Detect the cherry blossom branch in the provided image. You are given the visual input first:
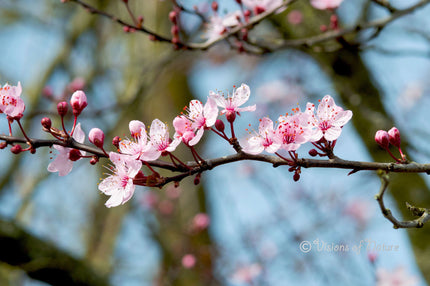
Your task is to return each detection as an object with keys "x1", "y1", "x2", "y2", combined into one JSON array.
[
  {"x1": 375, "y1": 172, "x2": 430, "y2": 229},
  {"x1": 275, "y1": 0, "x2": 430, "y2": 50}
]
